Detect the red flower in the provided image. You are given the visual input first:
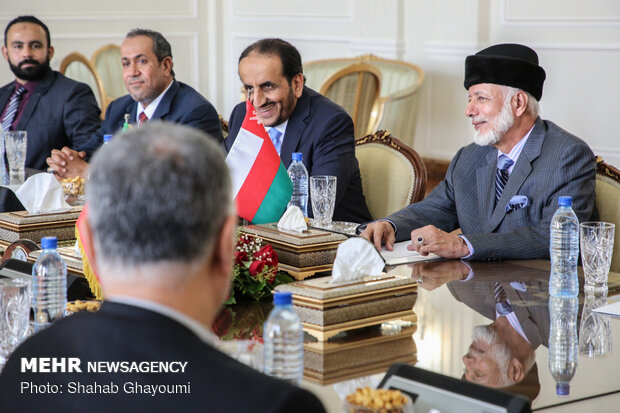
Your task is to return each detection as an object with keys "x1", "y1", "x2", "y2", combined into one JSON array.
[
  {"x1": 237, "y1": 234, "x2": 254, "y2": 247},
  {"x1": 249, "y1": 260, "x2": 266, "y2": 277},
  {"x1": 254, "y1": 245, "x2": 278, "y2": 266},
  {"x1": 234, "y1": 250, "x2": 248, "y2": 265}
]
